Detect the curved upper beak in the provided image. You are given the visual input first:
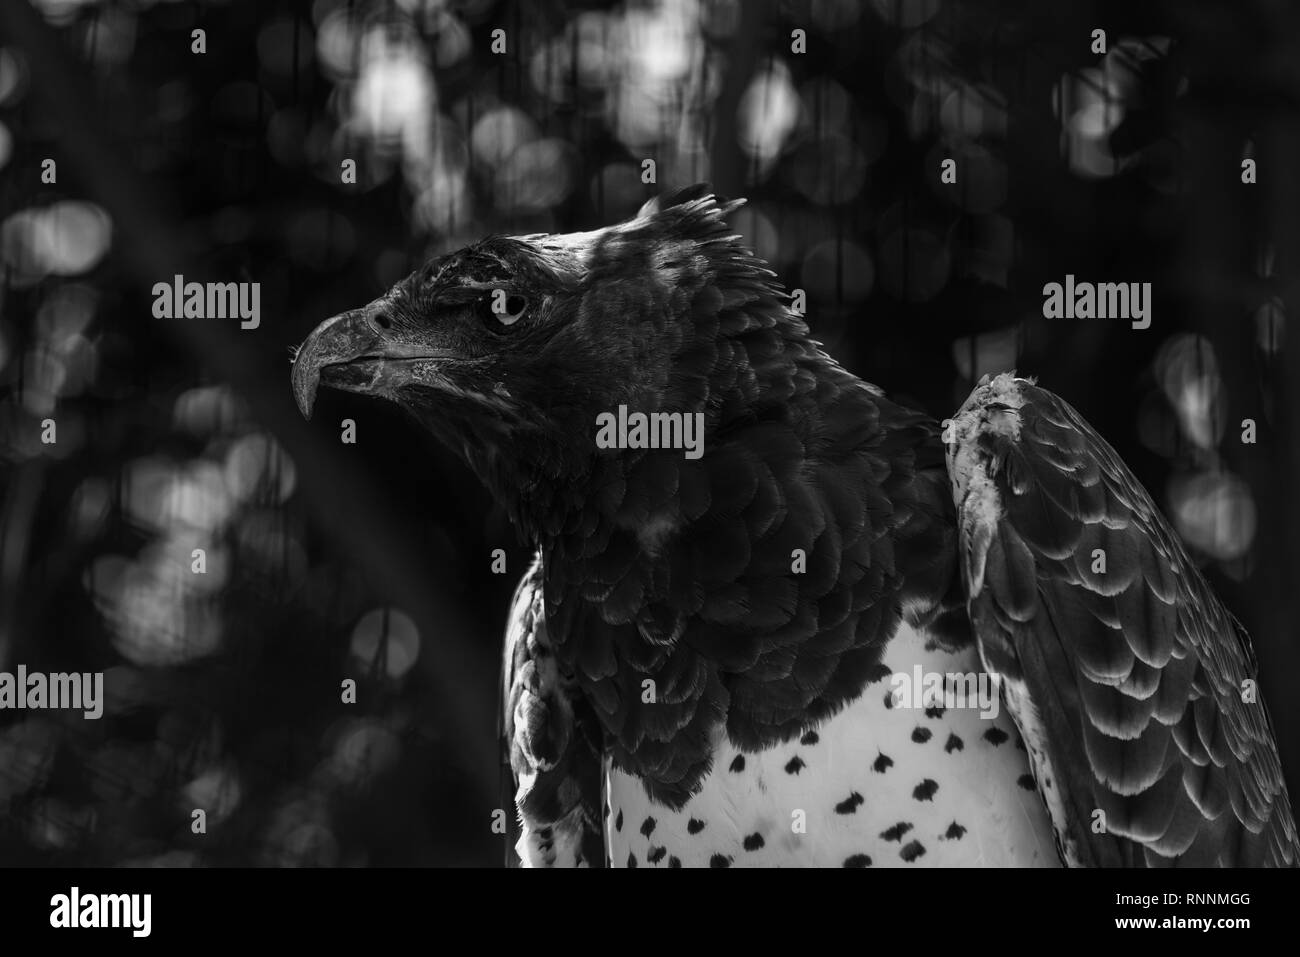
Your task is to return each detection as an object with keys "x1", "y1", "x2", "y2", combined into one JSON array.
[
  {"x1": 293, "y1": 303, "x2": 458, "y2": 419},
  {"x1": 291, "y1": 308, "x2": 384, "y2": 420}
]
